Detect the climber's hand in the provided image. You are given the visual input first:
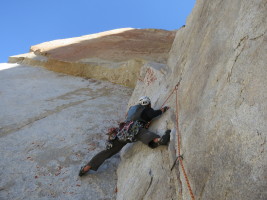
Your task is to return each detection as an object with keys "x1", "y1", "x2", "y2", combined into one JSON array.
[{"x1": 161, "y1": 106, "x2": 170, "y2": 113}]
